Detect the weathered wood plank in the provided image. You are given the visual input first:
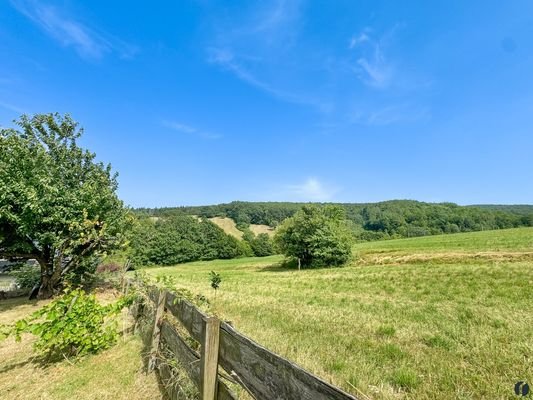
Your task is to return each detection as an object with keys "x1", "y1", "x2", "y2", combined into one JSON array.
[
  {"x1": 157, "y1": 359, "x2": 180, "y2": 400},
  {"x1": 161, "y1": 321, "x2": 237, "y2": 400},
  {"x1": 218, "y1": 322, "x2": 358, "y2": 400},
  {"x1": 164, "y1": 292, "x2": 206, "y2": 343},
  {"x1": 147, "y1": 285, "x2": 160, "y2": 304},
  {"x1": 148, "y1": 289, "x2": 167, "y2": 372},
  {"x1": 200, "y1": 317, "x2": 221, "y2": 400}
]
